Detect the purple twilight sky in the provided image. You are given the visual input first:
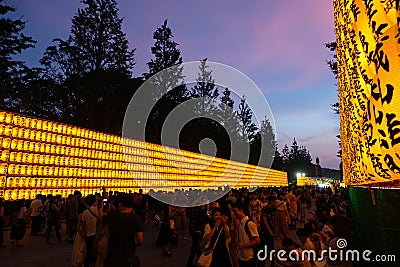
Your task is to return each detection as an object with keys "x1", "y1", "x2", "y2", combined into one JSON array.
[{"x1": 10, "y1": 0, "x2": 340, "y2": 169}]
